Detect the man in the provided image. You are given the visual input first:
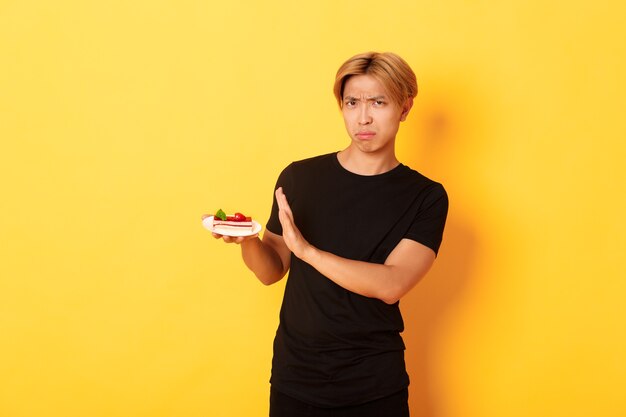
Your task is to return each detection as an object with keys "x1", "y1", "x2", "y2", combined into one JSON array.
[{"x1": 211, "y1": 52, "x2": 448, "y2": 417}]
